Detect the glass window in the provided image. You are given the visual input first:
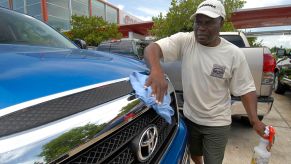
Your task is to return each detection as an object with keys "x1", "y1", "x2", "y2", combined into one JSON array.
[
  {"x1": 92, "y1": 0, "x2": 105, "y2": 19},
  {"x1": 97, "y1": 40, "x2": 139, "y2": 59},
  {"x1": 47, "y1": 16, "x2": 71, "y2": 31},
  {"x1": 71, "y1": 0, "x2": 89, "y2": 16},
  {"x1": 47, "y1": 0, "x2": 69, "y2": 8},
  {"x1": 106, "y1": 5, "x2": 117, "y2": 23},
  {"x1": 47, "y1": 2, "x2": 70, "y2": 20},
  {"x1": 46, "y1": 0, "x2": 70, "y2": 31},
  {"x1": 109, "y1": 41, "x2": 134, "y2": 55},
  {"x1": 0, "y1": 8, "x2": 76, "y2": 49},
  {"x1": 0, "y1": 0, "x2": 9, "y2": 8},
  {"x1": 34, "y1": 15, "x2": 42, "y2": 21},
  {"x1": 26, "y1": 0, "x2": 40, "y2": 5},
  {"x1": 27, "y1": 3, "x2": 41, "y2": 17},
  {"x1": 13, "y1": 0, "x2": 25, "y2": 13},
  {"x1": 14, "y1": 7, "x2": 25, "y2": 13},
  {"x1": 13, "y1": 0, "x2": 24, "y2": 9}
]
